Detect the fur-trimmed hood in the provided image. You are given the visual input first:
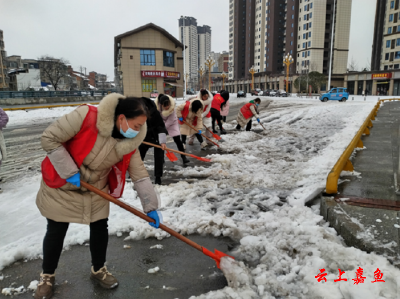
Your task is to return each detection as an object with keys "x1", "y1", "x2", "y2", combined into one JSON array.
[
  {"x1": 96, "y1": 93, "x2": 147, "y2": 158},
  {"x1": 196, "y1": 89, "x2": 212, "y2": 107},
  {"x1": 155, "y1": 95, "x2": 176, "y2": 117}
]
